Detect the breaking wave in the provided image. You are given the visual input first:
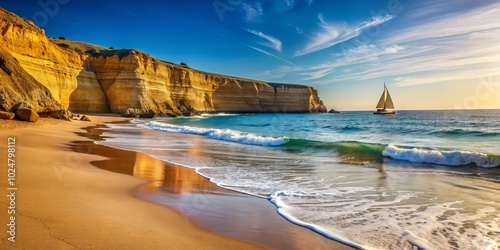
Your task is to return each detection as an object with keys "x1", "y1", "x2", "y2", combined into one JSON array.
[
  {"x1": 383, "y1": 145, "x2": 500, "y2": 168},
  {"x1": 138, "y1": 121, "x2": 500, "y2": 168}
]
